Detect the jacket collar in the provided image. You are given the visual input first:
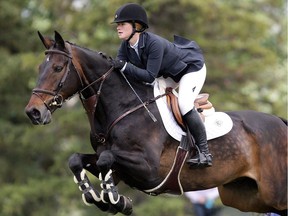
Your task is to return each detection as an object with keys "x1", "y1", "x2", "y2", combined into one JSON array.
[
  {"x1": 138, "y1": 32, "x2": 146, "y2": 49},
  {"x1": 136, "y1": 32, "x2": 146, "y2": 58}
]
